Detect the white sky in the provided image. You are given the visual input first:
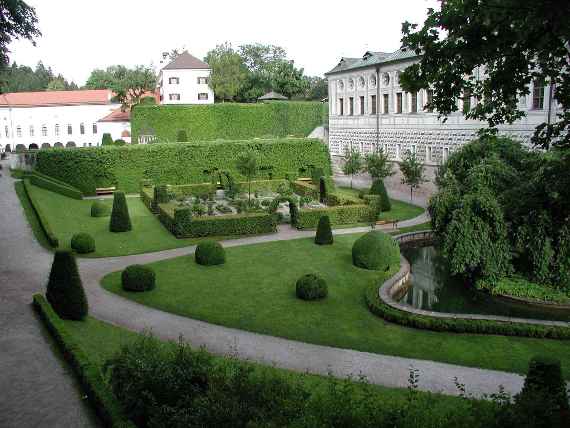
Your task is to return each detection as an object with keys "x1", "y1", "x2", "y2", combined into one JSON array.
[{"x1": 8, "y1": 0, "x2": 439, "y2": 86}]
